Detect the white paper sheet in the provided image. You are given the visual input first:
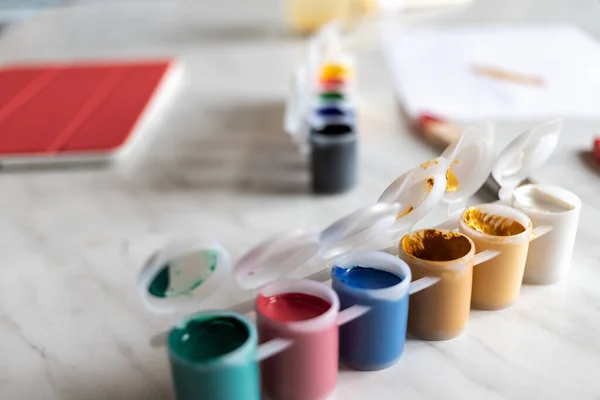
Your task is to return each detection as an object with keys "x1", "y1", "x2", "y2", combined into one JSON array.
[{"x1": 382, "y1": 24, "x2": 600, "y2": 120}]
